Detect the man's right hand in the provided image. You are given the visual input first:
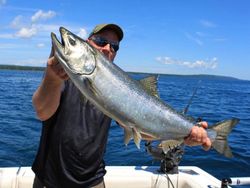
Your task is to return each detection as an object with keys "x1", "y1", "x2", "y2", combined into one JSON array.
[{"x1": 47, "y1": 56, "x2": 69, "y2": 81}]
